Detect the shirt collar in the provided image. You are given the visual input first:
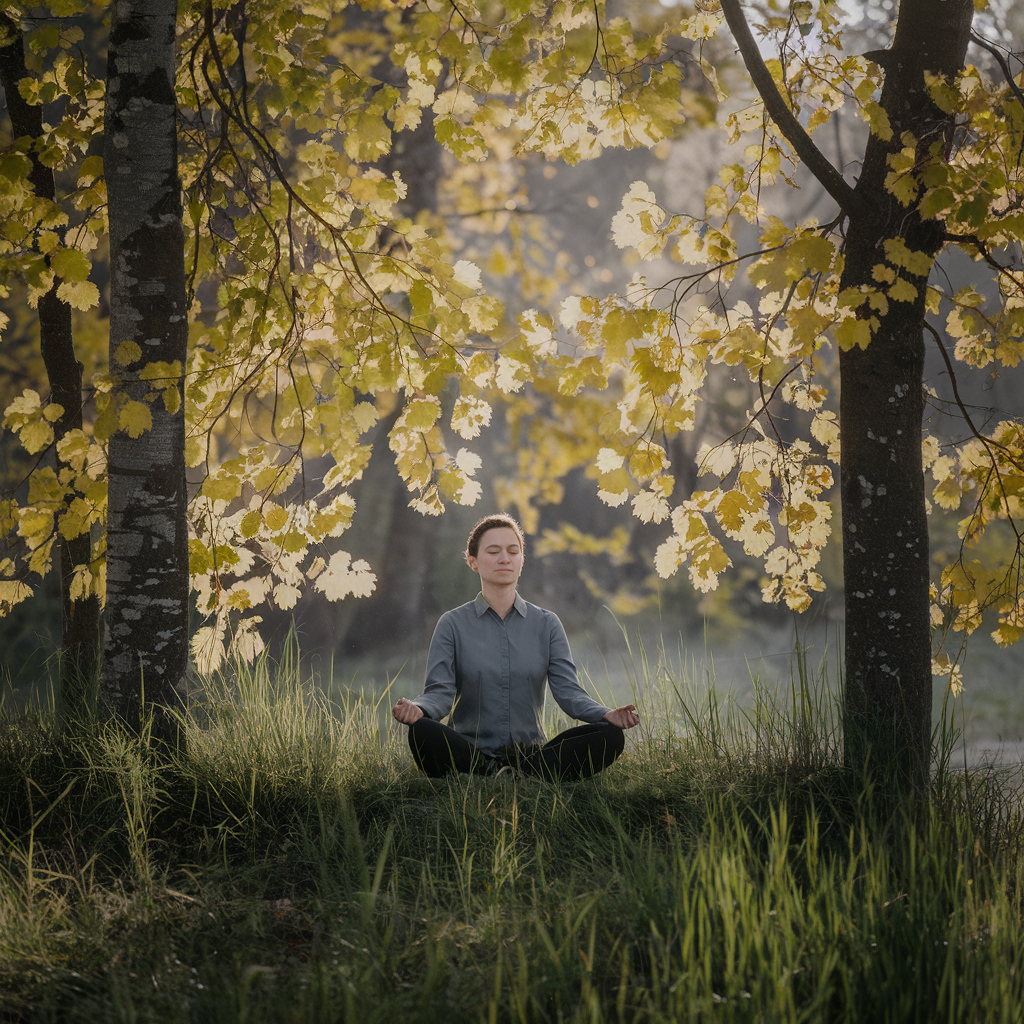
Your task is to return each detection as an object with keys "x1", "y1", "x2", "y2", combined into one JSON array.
[{"x1": 474, "y1": 592, "x2": 528, "y2": 618}]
